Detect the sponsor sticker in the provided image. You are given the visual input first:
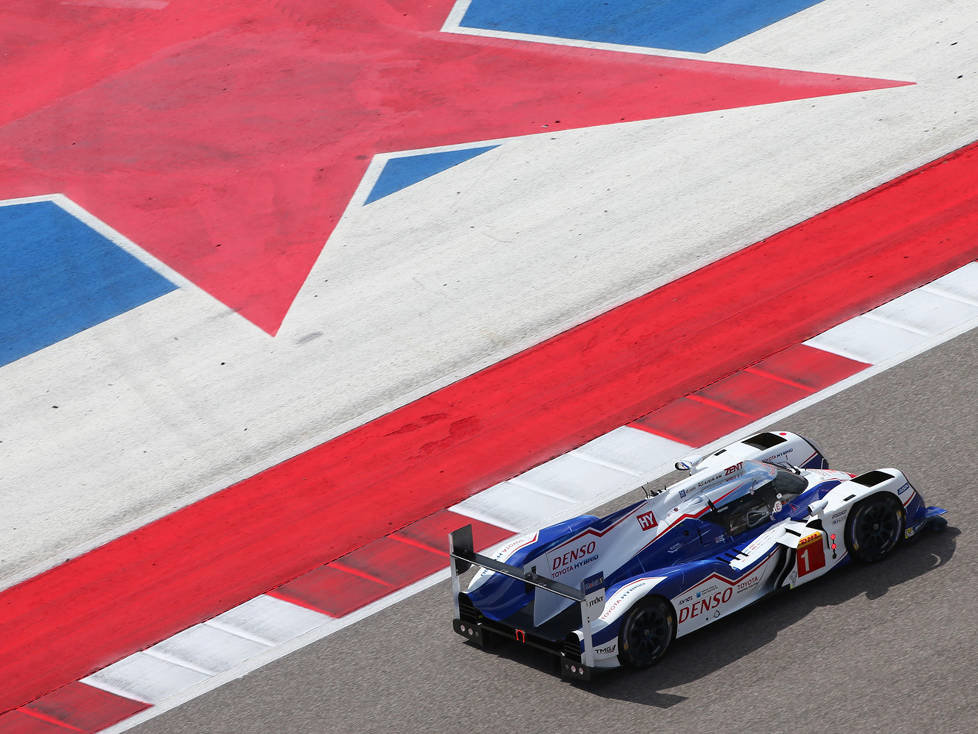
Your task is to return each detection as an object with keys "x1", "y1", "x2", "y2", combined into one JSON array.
[
  {"x1": 581, "y1": 573, "x2": 605, "y2": 596},
  {"x1": 736, "y1": 575, "x2": 760, "y2": 594},
  {"x1": 796, "y1": 532, "x2": 826, "y2": 577},
  {"x1": 694, "y1": 470, "x2": 725, "y2": 491},
  {"x1": 677, "y1": 587, "x2": 733, "y2": 623},
  {"x1": 548, "y1": 540, "x2": 598, "y2": 578},
  {"x1": 636, "y1": 511, "x2": 657, "y2": 531},
  {"x1": 599, "y1": 578, "x2": 663, "y2": 621},
  {"x1": 493, "y1": 532, "x2": 537, "y2": 562},
  {"x1": 741, "y1": 527, "x2": 779, "y2": 556},
  {"x1": 724, "y1": 462, "x2": 744, "y2": 476}
]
